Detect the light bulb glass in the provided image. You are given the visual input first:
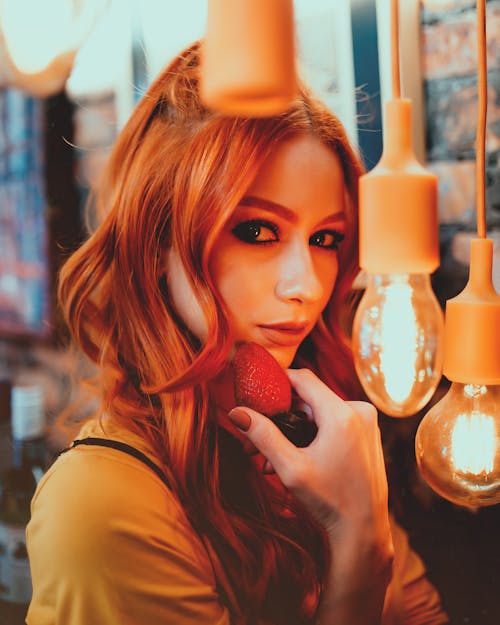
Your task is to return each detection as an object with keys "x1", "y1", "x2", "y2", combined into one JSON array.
[
  {"x1": 415, "y1": 383, "x2": 500, "y2": 507},
  {"x1": 352, "y1": 273, "x2": 444, "y2": 417}
]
